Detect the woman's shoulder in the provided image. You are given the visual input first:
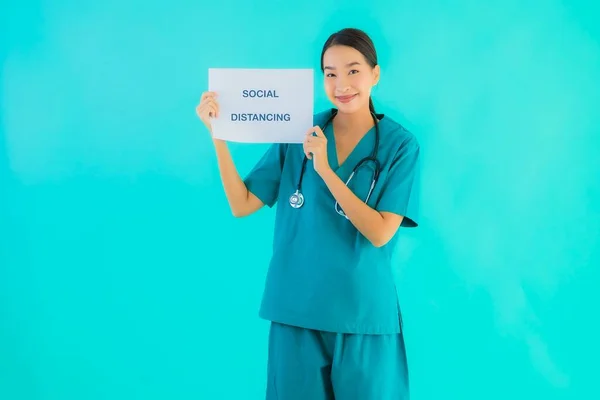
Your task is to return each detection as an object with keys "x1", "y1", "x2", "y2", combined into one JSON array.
[{"x1": 378, "y1": 114, "x2": 420, "y2": 153}]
